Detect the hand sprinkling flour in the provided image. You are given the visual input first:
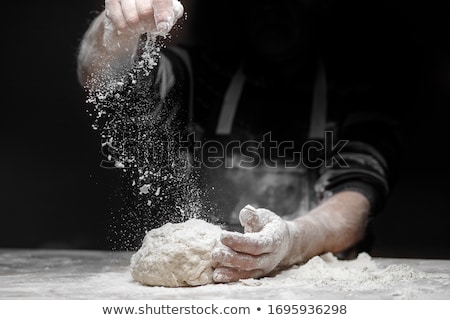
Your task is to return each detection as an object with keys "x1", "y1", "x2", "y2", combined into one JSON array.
[
  {"x1": 103, "y1": 0, "x2": 184, "y2": 45},
  {"x1": 78, "y1": 0, "x2": 210, "y2": 250}
]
